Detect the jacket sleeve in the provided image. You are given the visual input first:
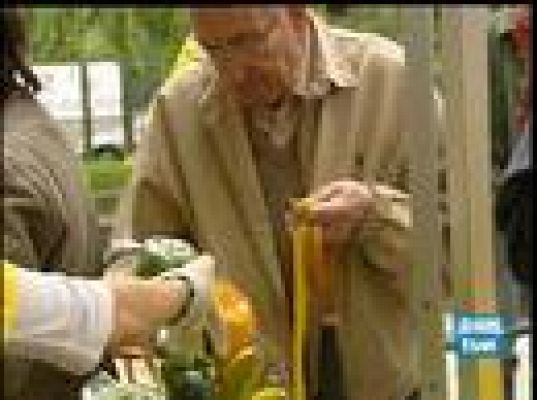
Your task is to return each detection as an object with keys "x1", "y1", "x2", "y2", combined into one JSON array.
[
  {"x1": 112, "y1": 92, "x2": 195, "y2": 251},
  {"x1": 356, "y1": 184, "x2": 412, "y2": 294},
  {"x1": 355, "y1": 44, "x2": 448, "y2": 297}
]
